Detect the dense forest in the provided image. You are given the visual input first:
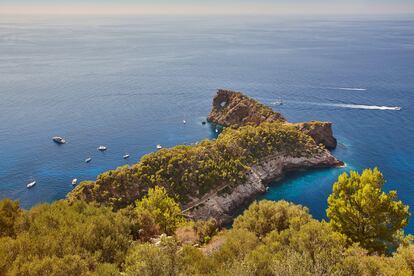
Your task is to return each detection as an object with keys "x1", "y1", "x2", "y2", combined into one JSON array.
[{"x1": 1, "y1": 168, "x2": 412, "y2": 275}]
